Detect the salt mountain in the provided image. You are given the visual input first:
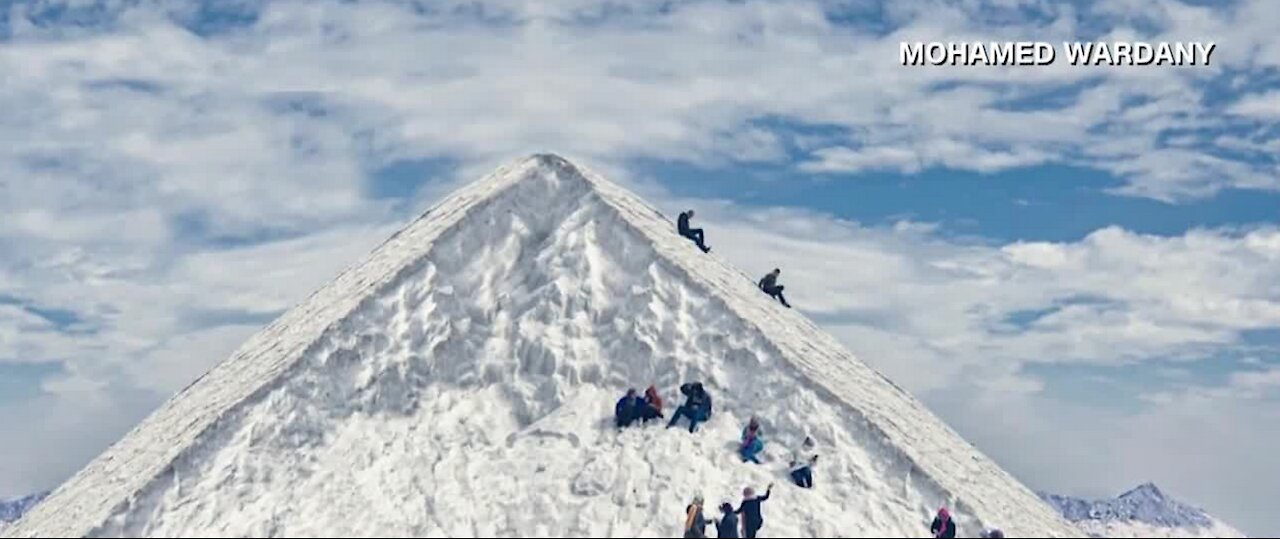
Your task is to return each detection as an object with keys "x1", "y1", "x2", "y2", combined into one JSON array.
[{"x1": 3, "y1": 154, "x2": 1081, "y2": 538}]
